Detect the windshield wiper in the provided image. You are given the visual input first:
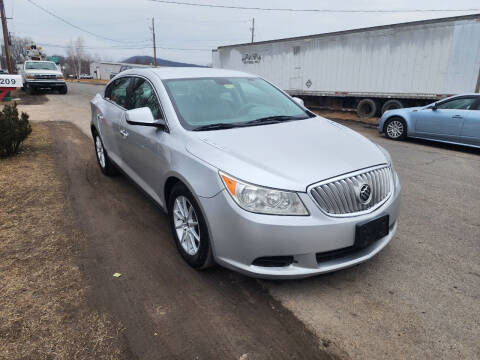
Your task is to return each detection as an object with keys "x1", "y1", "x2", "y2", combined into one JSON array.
[
  {"x1": 192, "y1": 115, "x2": 309, "y2": 131},
  {"x1": 192, "y1": 123, "x2": 242, "y2": 131},
  {"x1": 243, "y1": 115, "x2": 308, "y2": 126}
]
